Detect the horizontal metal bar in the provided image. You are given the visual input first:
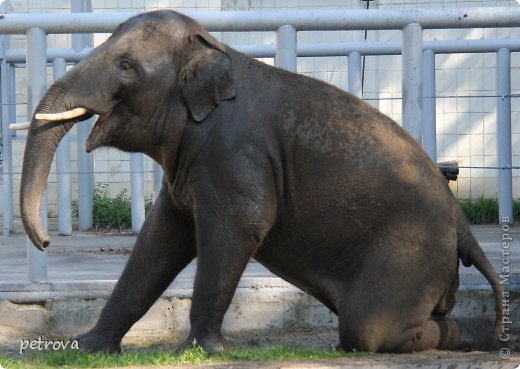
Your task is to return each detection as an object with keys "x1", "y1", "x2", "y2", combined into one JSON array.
[
  {"x1": 6, "y1": 38, "x2": 520, "y2": 64},
  {"x1": 6, "y1": 47, "x2": 91, "y2": 63},
  {"x1": 0, "y1": 8, "x2": 519, "y2": 34},
  {"x1": 424, "y1": 38, "x2": 520, "y2": 54},
  {"x1": 298, "y1": 38, "x2": 520, "y2": 56}
]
